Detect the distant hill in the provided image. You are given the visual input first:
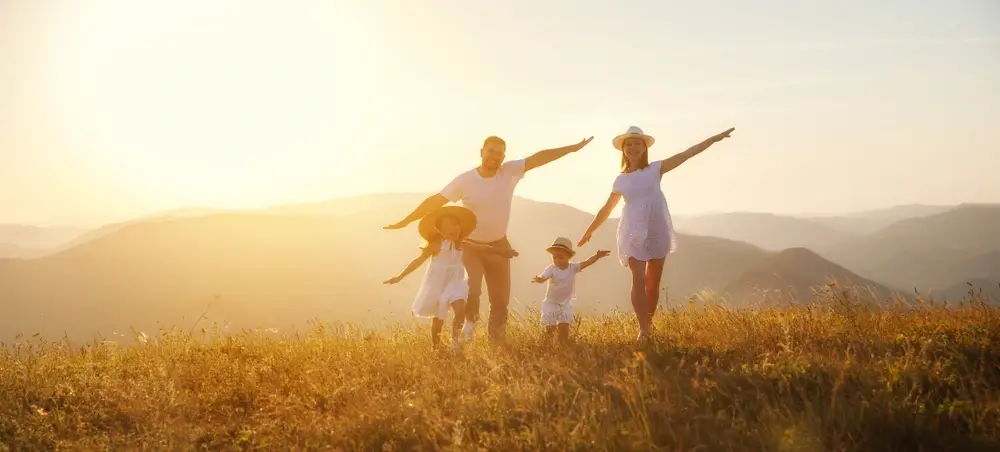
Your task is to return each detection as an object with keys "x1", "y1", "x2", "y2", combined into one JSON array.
[
  {"x1": 723, "y1": 248, "x2": 896, "y2": 305},
  {"x1": 820, "y1": 204, "x2": 1000, "y2": 290},
  {"x1": 0, "y1": 224, "x2": 86, "y2": 252},
  {"x1": 805, "y1": 204, "x2": 953, "y2": 235},
  {"x1": 673, "y1": 212, "x2": 853, "y2": 252},
  {"x1": 935, "y1": 279, "x2": 1000, "y2": 304},
  {"x1": 0, "y1": 195, "x2": 907, "y2": 342}
]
